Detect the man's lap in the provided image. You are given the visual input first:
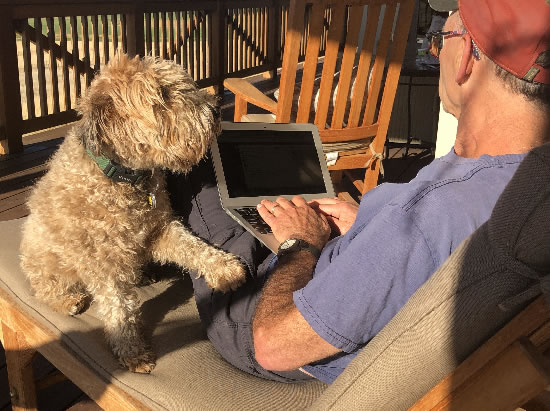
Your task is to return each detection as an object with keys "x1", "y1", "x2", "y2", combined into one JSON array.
[{"x1": 167, "y1": 158, "x2": 312, "y2": 383}]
